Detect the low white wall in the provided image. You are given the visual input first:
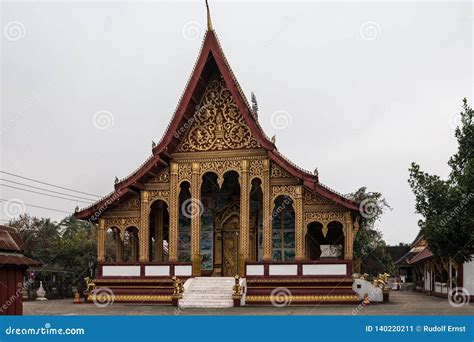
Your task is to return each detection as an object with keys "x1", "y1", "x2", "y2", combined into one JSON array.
[
  {"x1": 246, "y1": 265, "x2": 264, "y2": 276},
  {"x1": 463, "y1": 259, "x2": 474, "y2": 295},
  {"x1": 175, "y1": 265, "x2": 192, "y2": 276},
  {"x1": 145, "y1": 265, "x2": 170, "y2": 276},
  {"x1": 302, "y1": 264, "x2": 346, "y2": 276},
  {"x1": 269, "y1": 265, "x2": 298, "y2": 276},
  {"x1": 102, "y1": 265, "x2": 141, "y2": 277}
]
